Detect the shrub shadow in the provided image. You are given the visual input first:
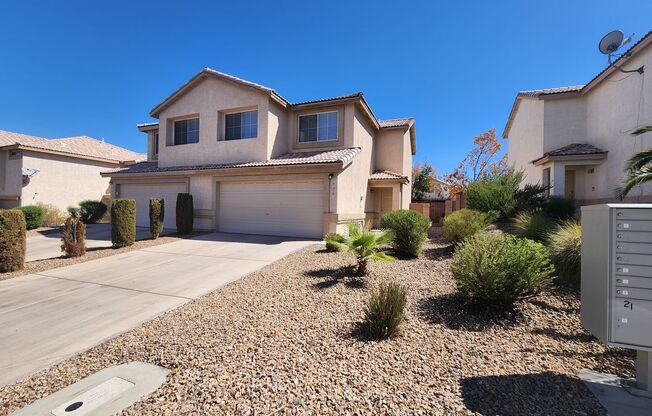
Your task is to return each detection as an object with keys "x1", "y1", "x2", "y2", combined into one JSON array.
[
  {"x1": 304, "y1": 265, "x2": 365, "y2": 290},
  {"x1": 530, "y1": 327, "x2": 595, "y2": 343},
  {"x1": 423, "y1": 244, "x2": 455, "y2": 261},
  {"x1": 418, "y1": 293, "x2": 524, "y2": 332},
  {"x1": 459, "y1": 372, "x2": 599, "y2": 416}
]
